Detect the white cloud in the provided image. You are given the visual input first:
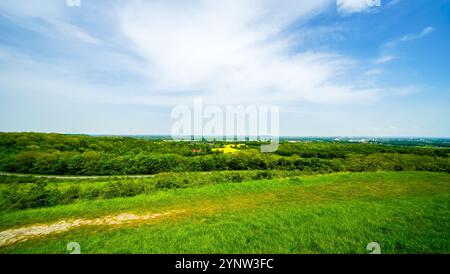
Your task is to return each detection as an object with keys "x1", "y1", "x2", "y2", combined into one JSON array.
[
  {"x1": 47, "y1": 19, "x2": 99, "y2": 44},
  {"x1": 117, "y1": 0, "x2": 377, "y2": 105},
  {"x1": 0, "y1": 0, "x2": 383, "y2": 107},
  {"x1": 0, "y1": 0, "x2": 384, "y2": 108},
  {"x1": 374, "y1": 55, "x2": 395, "y2": 64},
  {"x1": 336, "y1": 0, "x2": 379, "y2": 14},
  {"x1": 400, "y1": 26, "x2": 434, "y2": 42}
]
